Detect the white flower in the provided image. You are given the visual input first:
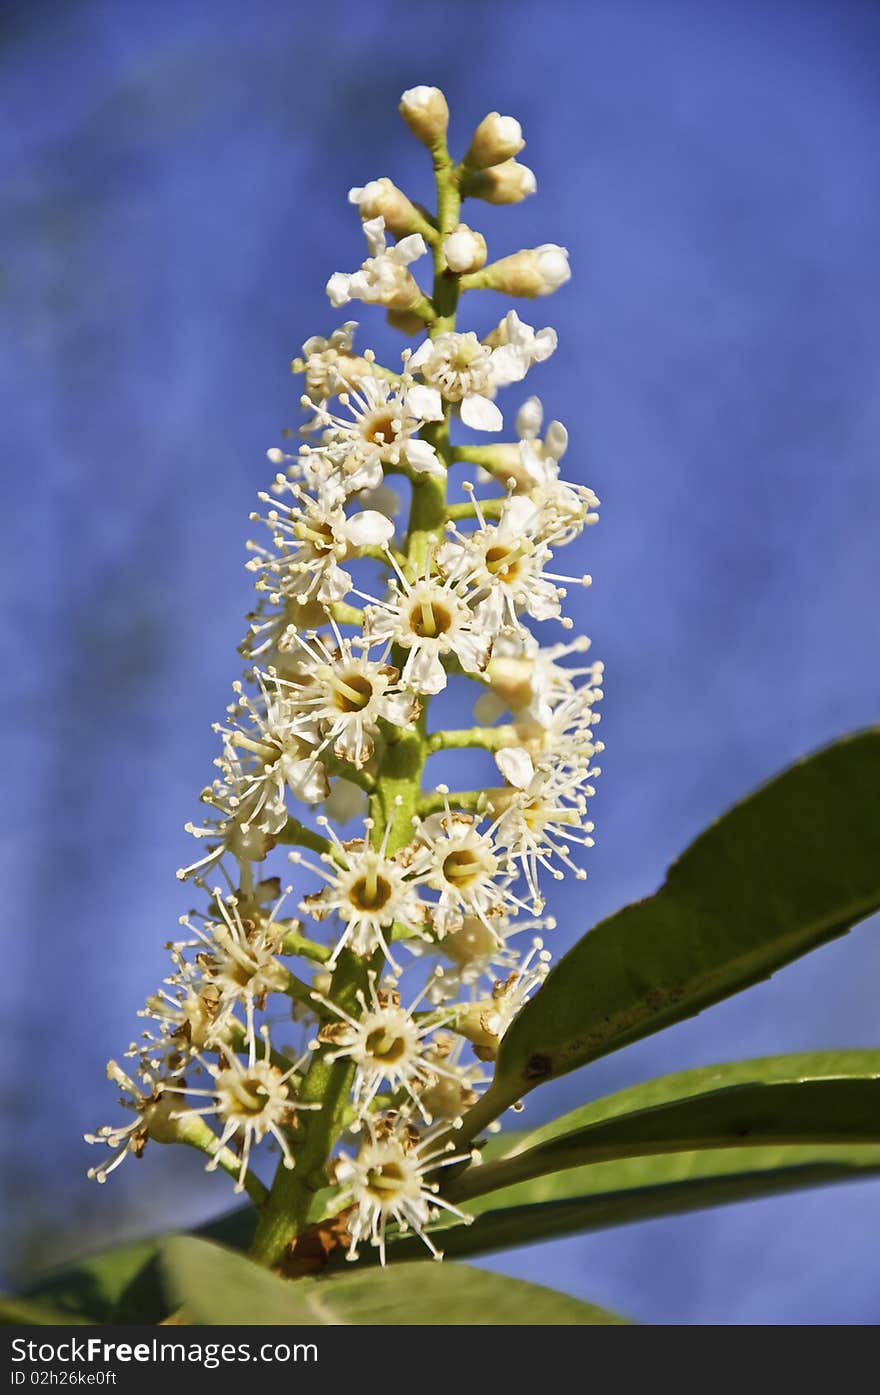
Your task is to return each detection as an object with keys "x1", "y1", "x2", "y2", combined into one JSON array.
[
  {"x1": 409, "y1": 331, "x2": 501, "y2": 431},
  {"x1": 323, "y1": 778, "x2": 370, "y2": 825},
  {"x1": 334, "y1": 1116, "x2": 472, "y2": 1263},
  {"x1": 247, "y1": 480, "x2": 394, "y2": 611},
  {"x1": 178, "y1": 741, "x2": 288, "y2": 884},
  {"x1": 484, "y1": 311, "x2": 557, "y2": 384},
  {"x1": 178, "y1": 672, "x2": 328, "y2": 881},
  {"x1": 95, "y1": 87, "x2": 605, "y2": 1228},
  {"x1": 311, "y1": 974, "x2": 461, "y2": 1121},
  {"x1": 293, "y1": 322, "x2": 367, "y2": 403},
  {"x1": 477, "y1": 633, "x2": 603, "y2": 733},
  {"x1": 365, "y1": 555, "x2": 491, "y2": 695},
  {"x1": 293, "y1": 809, "x2": 429, "y2": 968},
  {"x1": 408, "y1": 313, "x2": 556, "y2": 433},
  {"x1": 439, "y1": 491, "x2": 590, "y2": 635},
  {"x1": 85, "y1": 1062, "x2": 182, "y2": 1183},
  {"x1": 464, "y1": 159, "x2": 536, "y2": 205},
  {"x1": 276, "y1": 628, "x2": 420, "y2": 769},
  {"x1": 300, "y1": 371, "x2": 444, "y2": 490},
  {"x1": 411, "y1": 790, "x2": 538, "y2": 931},
  {"x1": 454, "y1": 938, "x2": 552, "y2": 1060},
  {"x1": 491, "y1": 752, "x2": 597, "y2": 904},
  {"x1": 416, "y1": 1032, "x2": 486, "y2": 1121},
  {"x1": 428, "y1": 910, "x2": 555, "y2": 1002},
  {"x1": 327, "y1": 216, "x2": 427, "y2": 311},
  {"x1": 179, "y1": 890, "x2": 291, "y2": 1010},
  {"x1": 167, "y1": 1021, "x2": 318, "y2": 1192}
]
